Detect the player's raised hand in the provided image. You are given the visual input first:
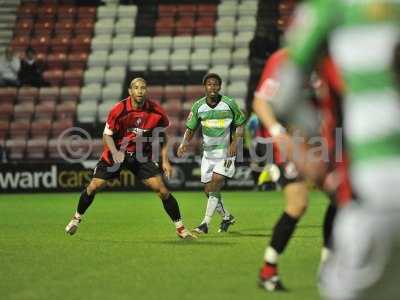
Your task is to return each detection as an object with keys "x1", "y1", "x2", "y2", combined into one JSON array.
[
  {"x1": 112, "y1": 150, "x2": 125, "y2": 163},
  {"x1": 177, "y1": 144, "x2": 187, "y2": 157}
]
